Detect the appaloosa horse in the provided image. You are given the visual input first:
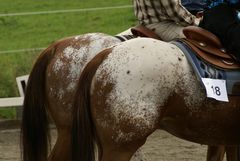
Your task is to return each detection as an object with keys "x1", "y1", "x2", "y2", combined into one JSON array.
[
  {"x1": 21, "y1": 32, "x2": 148, "y2": 161},
  {"x1": 70, "y1": 37, "x2": 240, "y2": 161},
  {"x1": 21, "y1": 31, "x2": 238, "y2": 161}
]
